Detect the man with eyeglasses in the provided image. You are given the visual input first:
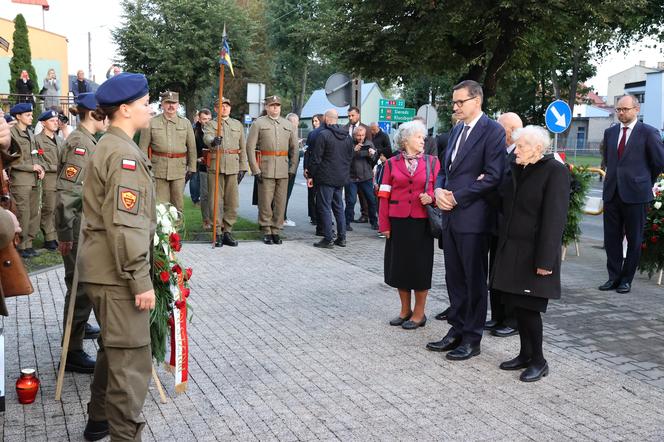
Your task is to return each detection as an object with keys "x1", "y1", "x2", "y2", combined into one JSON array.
[
  {"x1": 598, "y1": 95, "x2": 664, "y2": 294},
  {"x1": 426, "y1": 80, "x2": 505, "y2": 361}
]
